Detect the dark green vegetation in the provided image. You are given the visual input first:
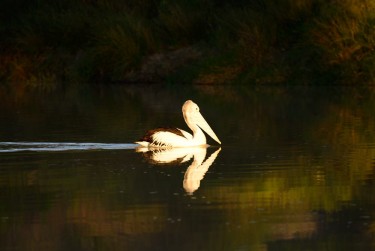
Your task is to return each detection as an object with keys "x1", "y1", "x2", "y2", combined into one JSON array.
[{"x1": 1, "y1": 0, "x2": 374, "y2": 85}]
